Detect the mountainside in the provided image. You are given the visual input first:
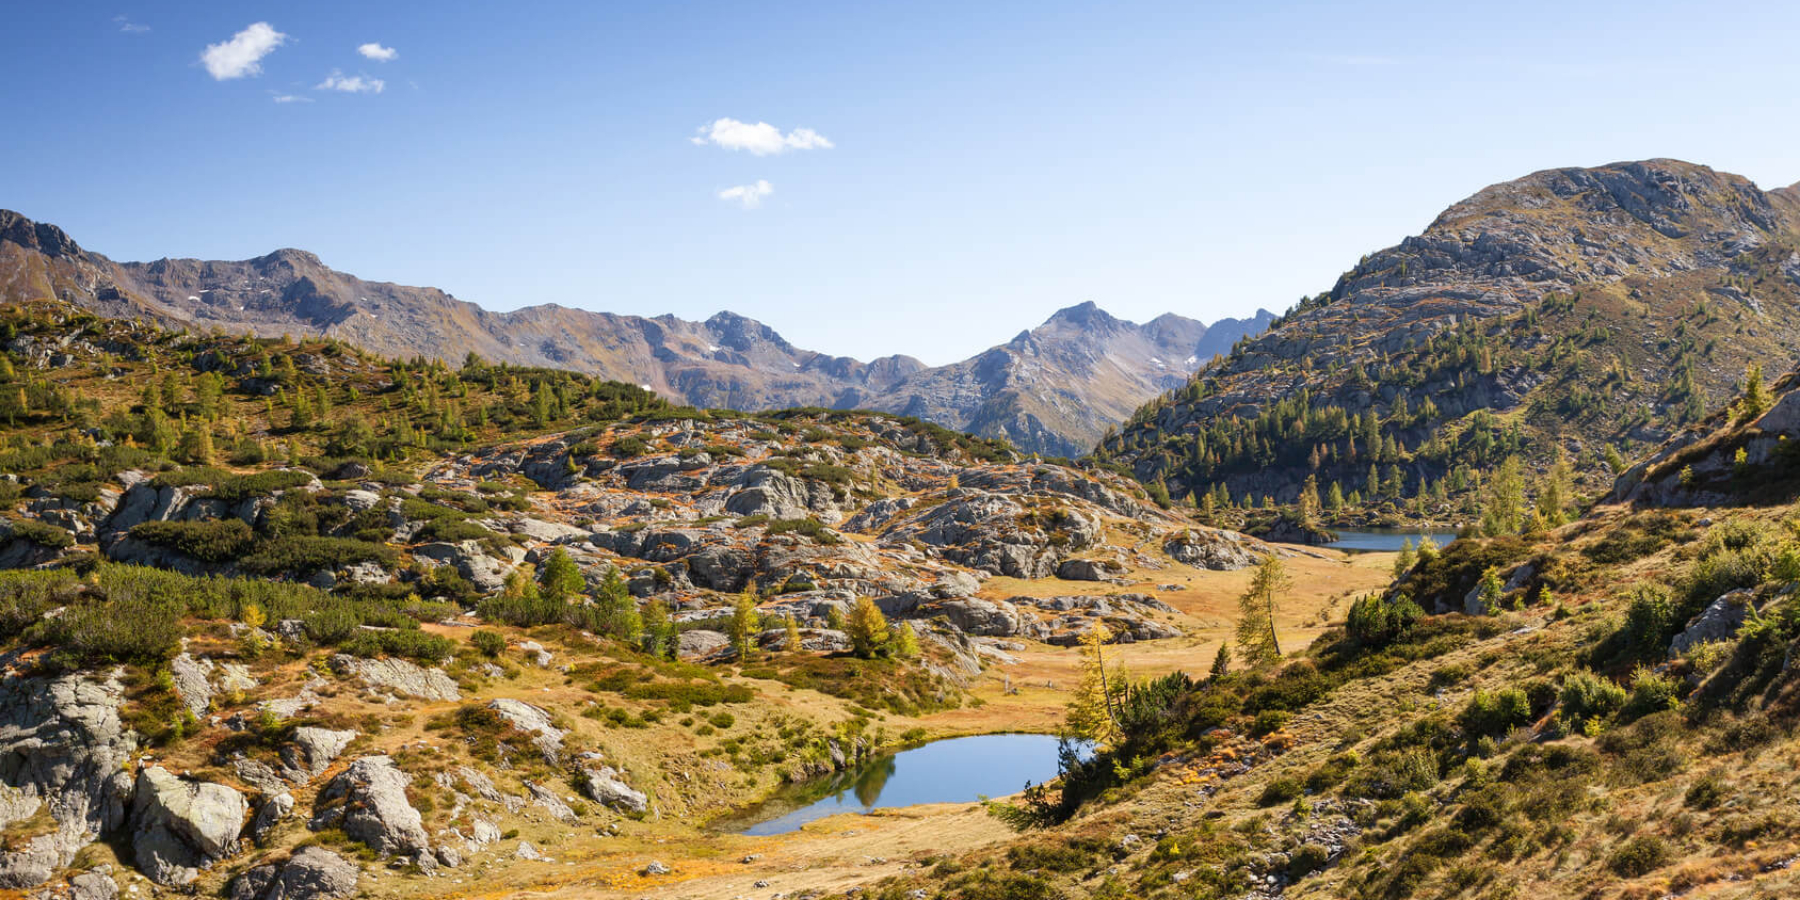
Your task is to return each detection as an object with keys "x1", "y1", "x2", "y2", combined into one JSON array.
[
  {"x1": 1097, "y1": 159, "x2": 1800, "y2": 530},
  {"x1": 0, "y1": 209, "x2": 1270, "y2": 457}
]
